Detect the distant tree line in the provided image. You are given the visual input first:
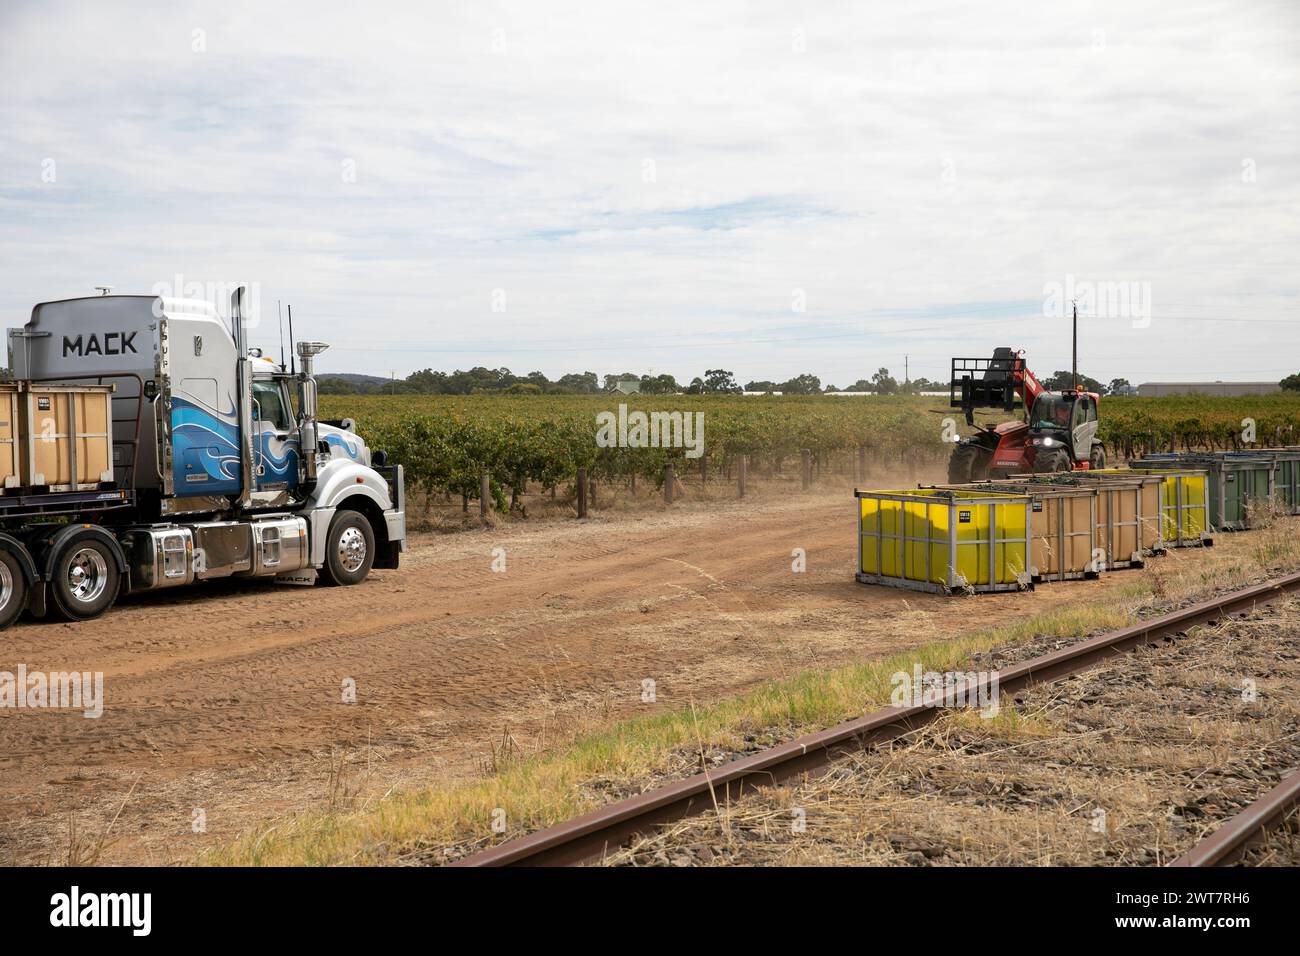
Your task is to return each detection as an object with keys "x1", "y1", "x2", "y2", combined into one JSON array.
[{"x1": 318, "y1": 365, "x2": 1134, "y2": 396}]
